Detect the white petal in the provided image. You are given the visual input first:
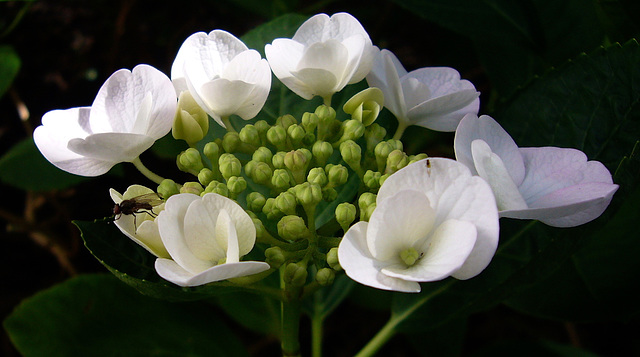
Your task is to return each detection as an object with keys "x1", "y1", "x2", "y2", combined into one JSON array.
[
  {"x1": 471, "y1": 139, "x2": 528, "y2": 211},
  {"x1": 201, "y1": 193, "x2": 256, "y2": 256},
  {"x1": 454, "y1": 114, "x2": 525, "y2": 184},
  {"x1": 265, "y1": 39, "x2": 304, "y2": 81},
  {"x1": 183, "y1": 198, "x2": 225, "y2": 262},
  {"x1": 338, "y1": 222, "x2": 421, "y2": 293},
  {"x1": 199, "y1": 78, "x2": 255, "y2": 118},
  {"x1": 366, "y1": 49, "x2": 408, "y2": 120},
  {"x1": 67, "y1": 132, "x2": 155, "y2": 163},
  {"x1": 367, "y1": 189, "x2": 435, "y2": 262},
  {"x1": 157, "y1": 193, "x2": 212, "y2": 274},
  {"x1": 155, "y1": 258, "x2": 270, "y2": 287},
  {"x1": 216, "y1": 210, "x2": 240, "y2": 263},
  {"x1": 407, "y1": 89, "x2": 480, "y2": 131},
  {"x1": 416, "y1": 97, "x2": 479, "y2": 132},
  {"x1": 381, "y1": 219, "x2": 477, "y2": 281},
  {"x1": 293, "y1": 13, "x2": 369, "y2": 45},
  {"x1": 291, "y1": 68, "x2": 338, "y2": 99}
]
